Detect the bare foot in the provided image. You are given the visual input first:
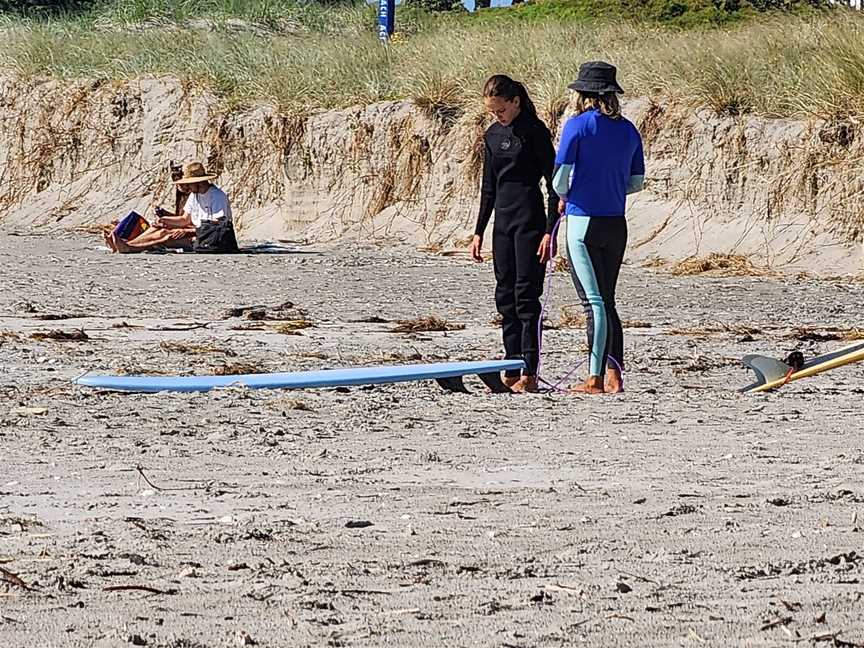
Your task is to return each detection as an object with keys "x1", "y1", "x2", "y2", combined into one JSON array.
[
  {"x1": 605, "y1": 368, "x2": 624, "y2": 394},
  {"x1": 503, "y1": 376, "x2": 521, "y2": 389},
  {"x1": 102, "y1": 229, "x2": 117, "y2": 252},
  {"x1": 513, "y1": 375, "x2": 539, "y2": 393},
  {"x1": 111, "y1": 233, "x2": 133, "y2": 254},
  {"x1": 569, "y1": 376, "x2": 605, "y2": 394}
]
